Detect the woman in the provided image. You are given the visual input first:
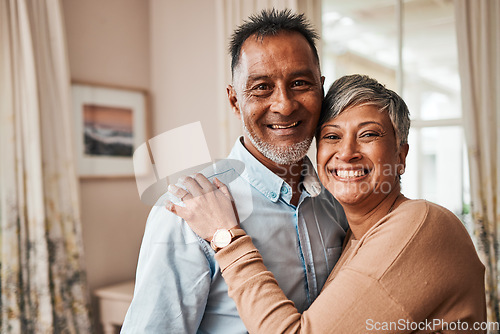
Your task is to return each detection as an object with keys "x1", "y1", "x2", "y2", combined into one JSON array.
[{"x1": 167, "y1": 75, "x2": 486, "y2": 333}]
